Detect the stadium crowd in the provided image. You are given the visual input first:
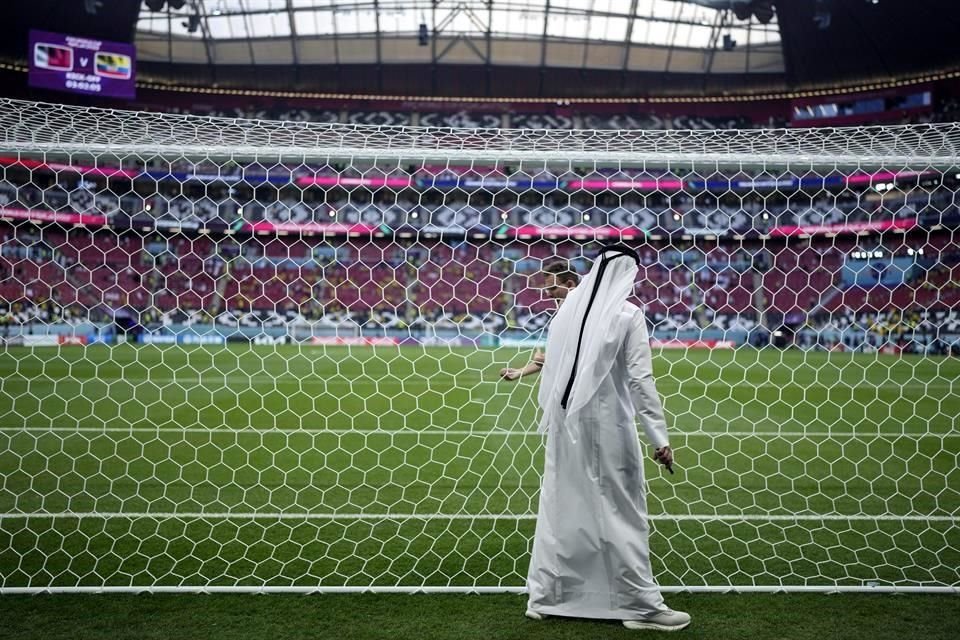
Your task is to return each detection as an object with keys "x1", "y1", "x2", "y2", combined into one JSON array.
[{"x1": 1, "y1": 221, "x2": 956, "y2": 354}]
